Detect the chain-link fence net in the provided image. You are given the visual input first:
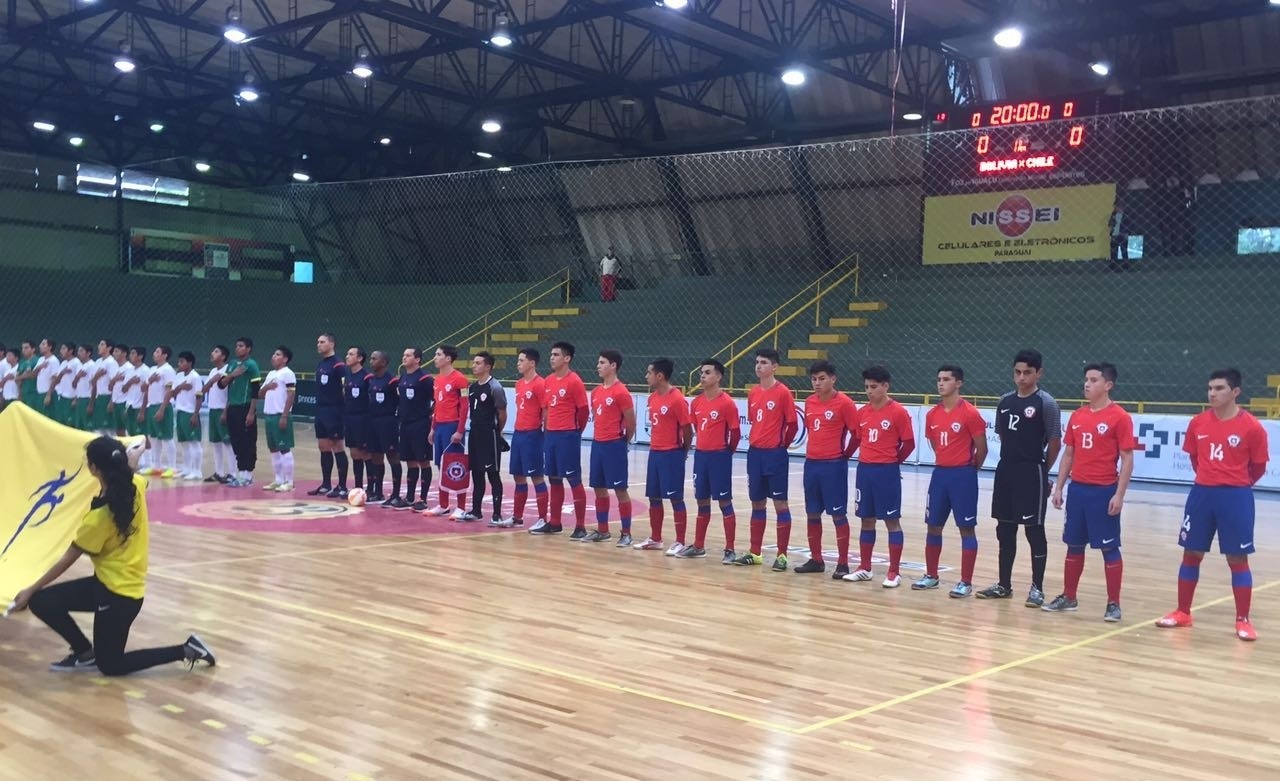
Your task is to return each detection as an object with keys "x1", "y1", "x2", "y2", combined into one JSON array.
[{"x1": 2, "y1": 95, "x2": 1278, "y2": 412}]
